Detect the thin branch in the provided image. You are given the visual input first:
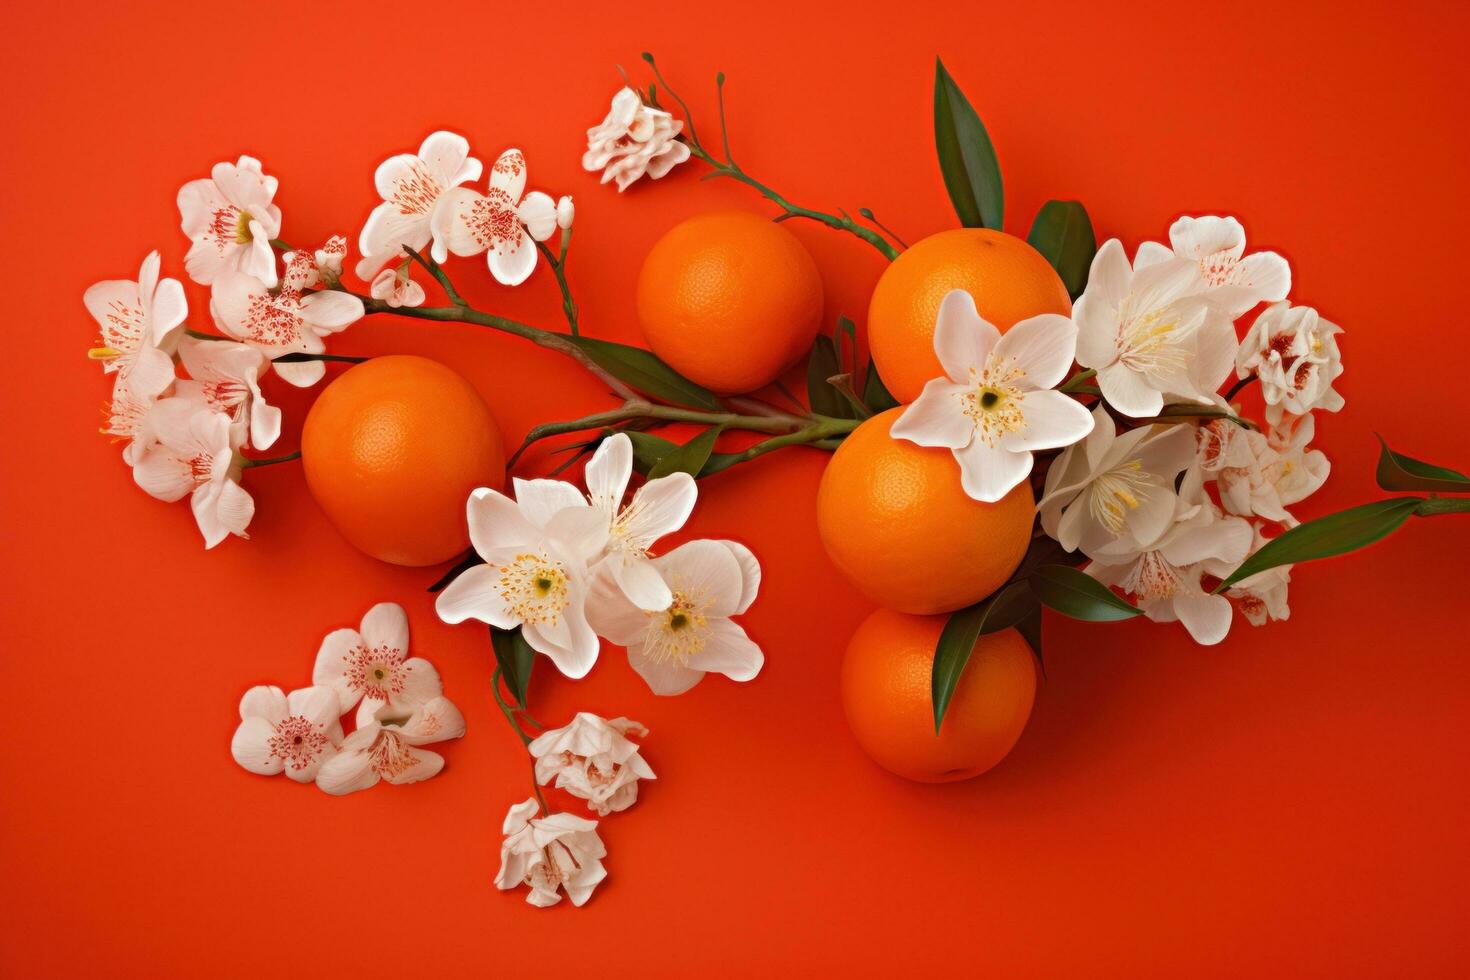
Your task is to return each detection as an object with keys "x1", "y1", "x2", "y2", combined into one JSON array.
[
  {"x1": 401, "y1": 245, "x2": 466, "y2": 307},
  {"x1": 534, "y1": 240, "x2": 579, "y2": 335}
]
